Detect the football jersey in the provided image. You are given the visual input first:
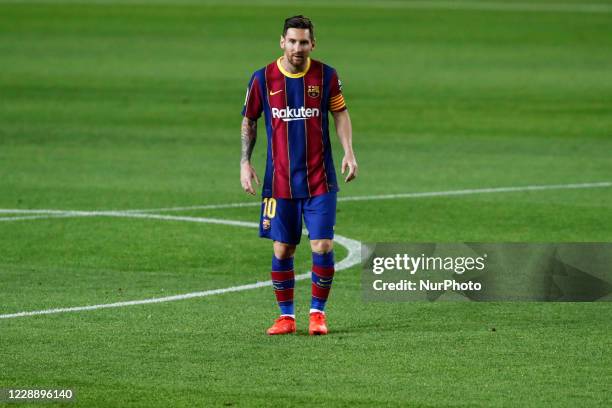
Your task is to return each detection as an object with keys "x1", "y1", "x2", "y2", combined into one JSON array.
[{"x1": 242, "y1": 57, "x2": 347, "y2": 199}]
